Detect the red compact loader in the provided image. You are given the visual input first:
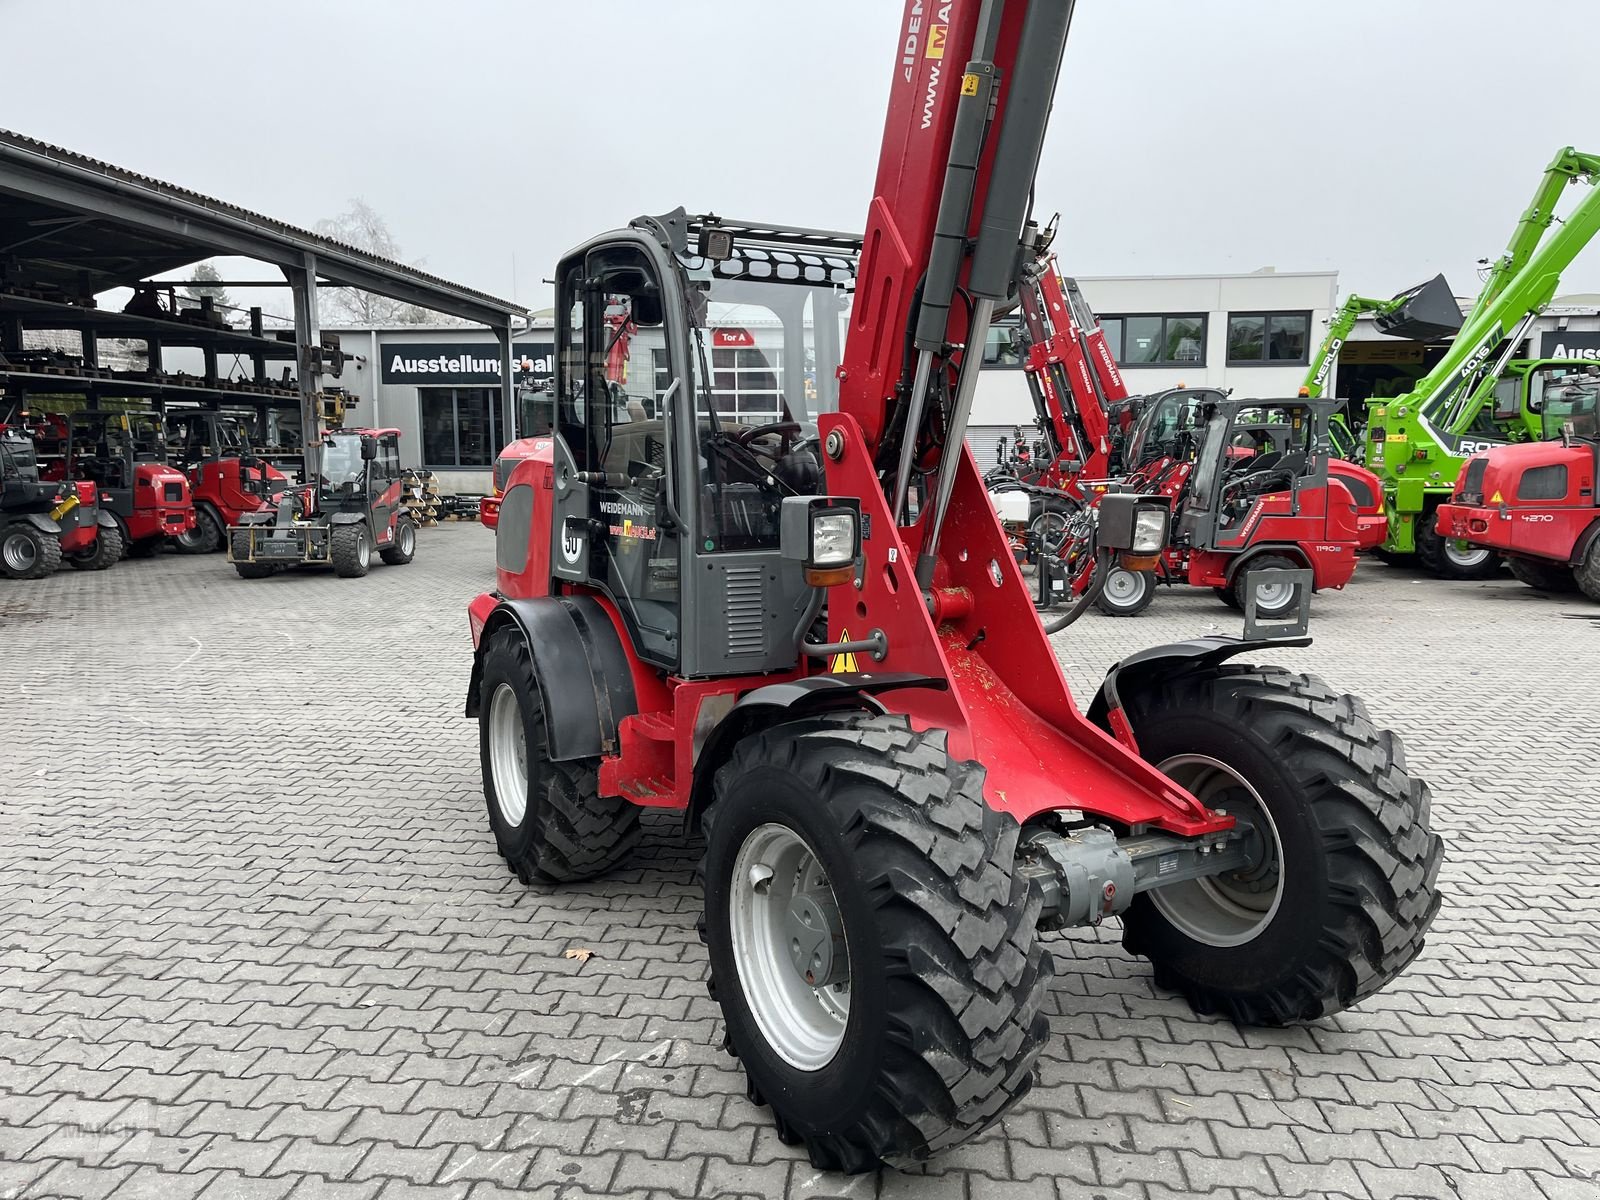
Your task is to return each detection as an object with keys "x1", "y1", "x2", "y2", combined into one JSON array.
[{"x1": 465, "y1": 0, "x2": 1442, "y2": 1171}]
